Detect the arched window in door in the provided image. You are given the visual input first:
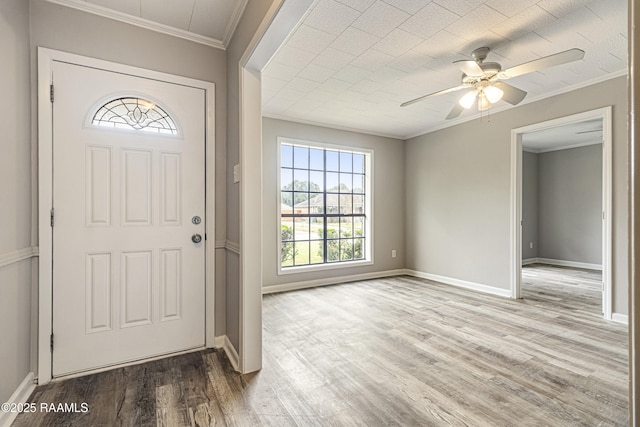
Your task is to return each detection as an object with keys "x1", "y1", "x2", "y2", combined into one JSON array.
[{"x1": 91, "y1": 97, "x2": 178, "y2": 135}]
